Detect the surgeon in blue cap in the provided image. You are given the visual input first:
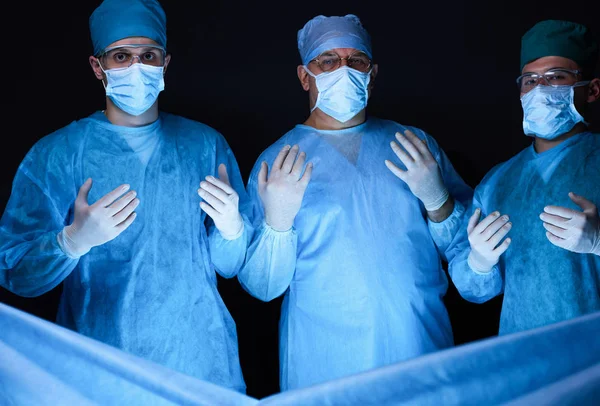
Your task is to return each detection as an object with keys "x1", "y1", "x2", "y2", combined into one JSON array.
[
  {"x1": 448, "y1": 20, "x2": 600, "y2": 336},
  {"x1": 237, "y1": 14, "x2": 473, "y2": 391},
  {"x1": 0, "y1": 0, "x2": 248, "y2": 391}
]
